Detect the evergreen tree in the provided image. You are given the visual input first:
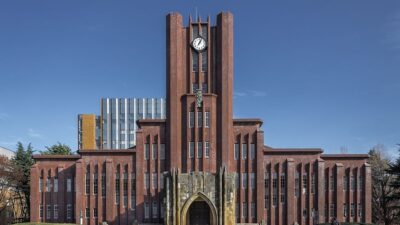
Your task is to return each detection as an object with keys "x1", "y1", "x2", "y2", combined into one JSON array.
[
  {"x1": 40, "y1": 142, "x2": 72, "y2": 155},
  {"x1": 11, "y1": 142, "x2": 34, "y2": 219},
  {"x1": 388, "y1": 145, "x2": 400, "y2": 221}
]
